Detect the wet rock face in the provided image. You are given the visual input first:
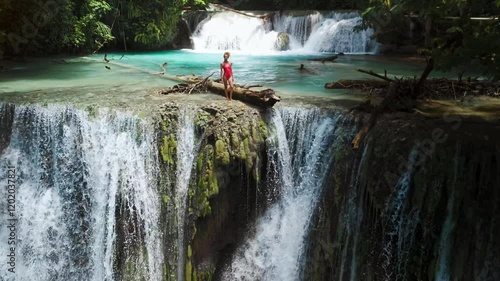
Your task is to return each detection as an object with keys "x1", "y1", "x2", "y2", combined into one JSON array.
[
  {"x1": 194, "y1": 103, "x2": 267, "y2": 178},
  {"x1": 0, "y1": 103, "x2": 14, "y2": 155},
  {"x1": 156, "y1": 102, "x2": 500, "y2": 281},
  {"x1": 304, "y1": 117, "x2": 500, "y2": 281},
  {"x1": 157, "y1": 102, "x2": 268, "y2": 281},
  {"x1": 171, "y1": 19, "x2": 194, "y2": 49}
]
